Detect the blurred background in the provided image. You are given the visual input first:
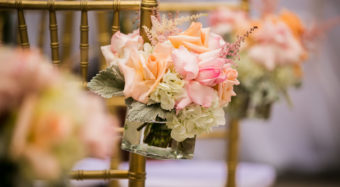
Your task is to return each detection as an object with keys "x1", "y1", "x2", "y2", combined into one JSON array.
[
  {"x1": 1, "y1": 0, "x2": 340, "y2": 186},
  {"x1": 197, "y1": 0, "x2": 340, "y2": 186}
]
